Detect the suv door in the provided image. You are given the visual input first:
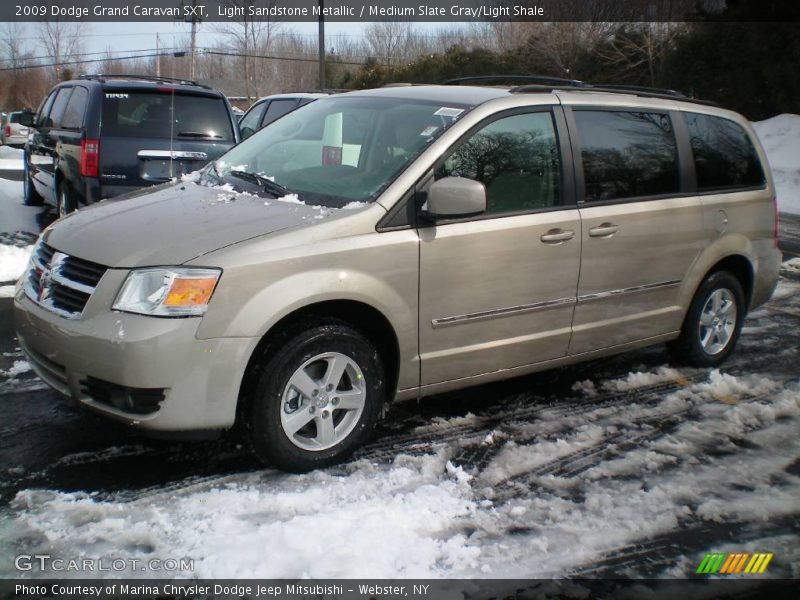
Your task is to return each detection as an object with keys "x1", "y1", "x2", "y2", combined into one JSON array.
[
  {"x1": 418, "y1": 108, "x2": 580, "y2": 385},
  {"x1": 30, "y1": 87, "x2": 72, "y2": 202},
  {"x1": 567, "y1": 107, "x2": 705, "y2": 354}
]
